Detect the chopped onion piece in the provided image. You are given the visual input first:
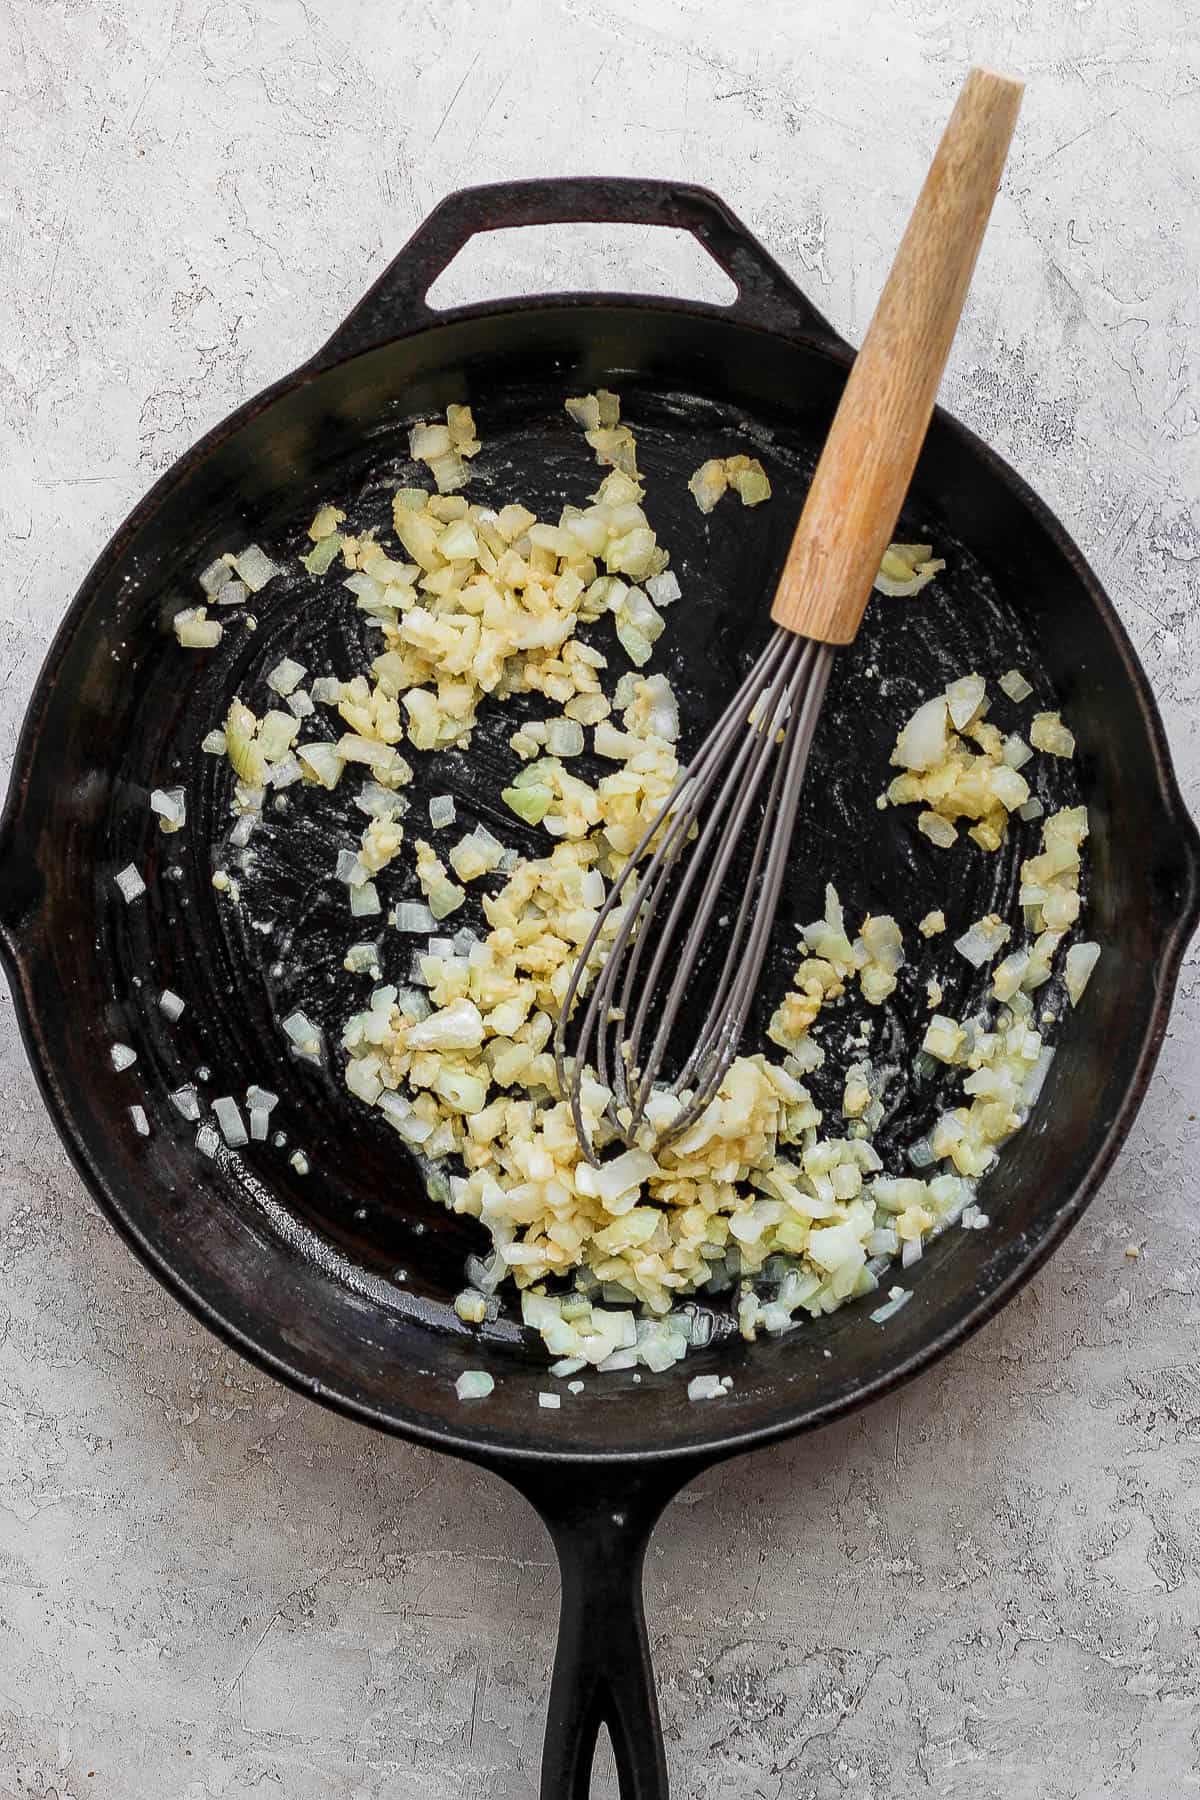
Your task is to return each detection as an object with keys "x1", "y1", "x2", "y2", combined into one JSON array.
[
  {"x1": 538, "y1": 1391, "x2": 562, "y2": 1409},
  {"x1": 870, "y1": 1287, "x2": 911, "y2": 1324},
  {"x1": 999, "y1": 668, "x2": 1033, "y2": 703},
  {"x1": 991, "y1": 950, "x2": 1031, "y2": 1002},
  {"x1": 267, "y1": 657, "x2": 306, "y2": 696},
  {"x1": 282, "y1": 1010, "x2": 323, "y2": 1061},
  {"x1": 546, "y1": 717, "x2": 585, "y2": 758},
  {"x1": 129, "y1": 1104, "x2": 150, "y2": 1137},
  {"x1": 502, "y1": 783, "x2": 551, "y2": 826},
  {"x1": 297, "y1": 743, "x2": 344, "y2": 789},
  {"x1": 1030, "y1": 711, "x2": 1076, "y2": 758},
  {"x1": 918, "y1": 811, "x2": 958, "y2": 849},
  {"x1": 429, "y1": 794, "x2": 456, "y2": 828},
  {"x1": 893, "y1": 696, "x2": 949, "y2": 772},
  {"x1": 455, "y1": 1370, "x2": 494, "y2": 1401},
  {"x1": 170, "y1": 1084, "x2": 201, "y2": 1121},
  {"x1": 159, "y1": 989, "x2": 185, "y2": 1021},
  {"x1": 151, "y1": 787, "x2": 187, "y2": 832},
  {"x1": 199, "y1": 557, "x2": 233, "y2": 596},
  {"x1": 645, "y1": 570, "x2": 681, "y2": 606},
  {"x1": 174, "y1": 607, "x2": 223, "y2": 649},
  {"x1": 954, "y1": 914, "x2": 1011, "y2": 967},
  {"x1": 1065, "y1": 941, "x2": 1101, "y2": 1005},
  {"x1": 196, "y1": 1124, "x2": 220, "y2": 1159},
  {"x1": 268, "y1": 753, "x2": 302, "y2": 789},
  {"x1": 110, "y1": 1042, "x2": 137, "y2": 1072},
  {"x1": 874, "y1": 543, "x2": 944, "y2": 596},
  {"x1": 213, "y1": 1096, "x2": 248, "y2": 1147},
  {"x1": 201, "y1": 730, "x2": 227, "y2": 755},
  {"x1": 687, "y1": 1375, "x2": 730, "y2": 1401},
  {"x1": 448, "y1": 830, "x2": 503, "y2": 882},
  {"x1": 114, "y1": 864, "x2": 146, "y2": 903},
  {"x1": 393, "y1": 900, "x2": 437, "y2": 934},
  {"x1": 290, "y1": 1150, "x2": 310, "y2": 1174},
  {"x1": 232, "y1": 545, "x2": 279, "y2": 591},
  {"x1": 945, "y1": 673, "x2": 986, "y2": 731},
  {"x1": 336, "y1": 848, "x2": 368, "y2": 886},
  {"x1": 454, "y1": 1290, "x2": 488, "y2": 1325},
  {"x1": 350, "y1": 880, "x2": 381, "y2": 916}
]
